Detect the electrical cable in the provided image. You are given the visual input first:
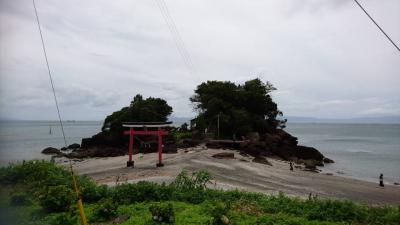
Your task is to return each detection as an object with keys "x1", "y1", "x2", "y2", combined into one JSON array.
[
  {"x1": 32, "y1": 1, "x2": 87, "y2": 224},
  {"x1": 353, "y1": 0, "x2": 400, "y2": 52},
  {"x1": 154, "y1": 0, "x2": 197, "y2": 74}
]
